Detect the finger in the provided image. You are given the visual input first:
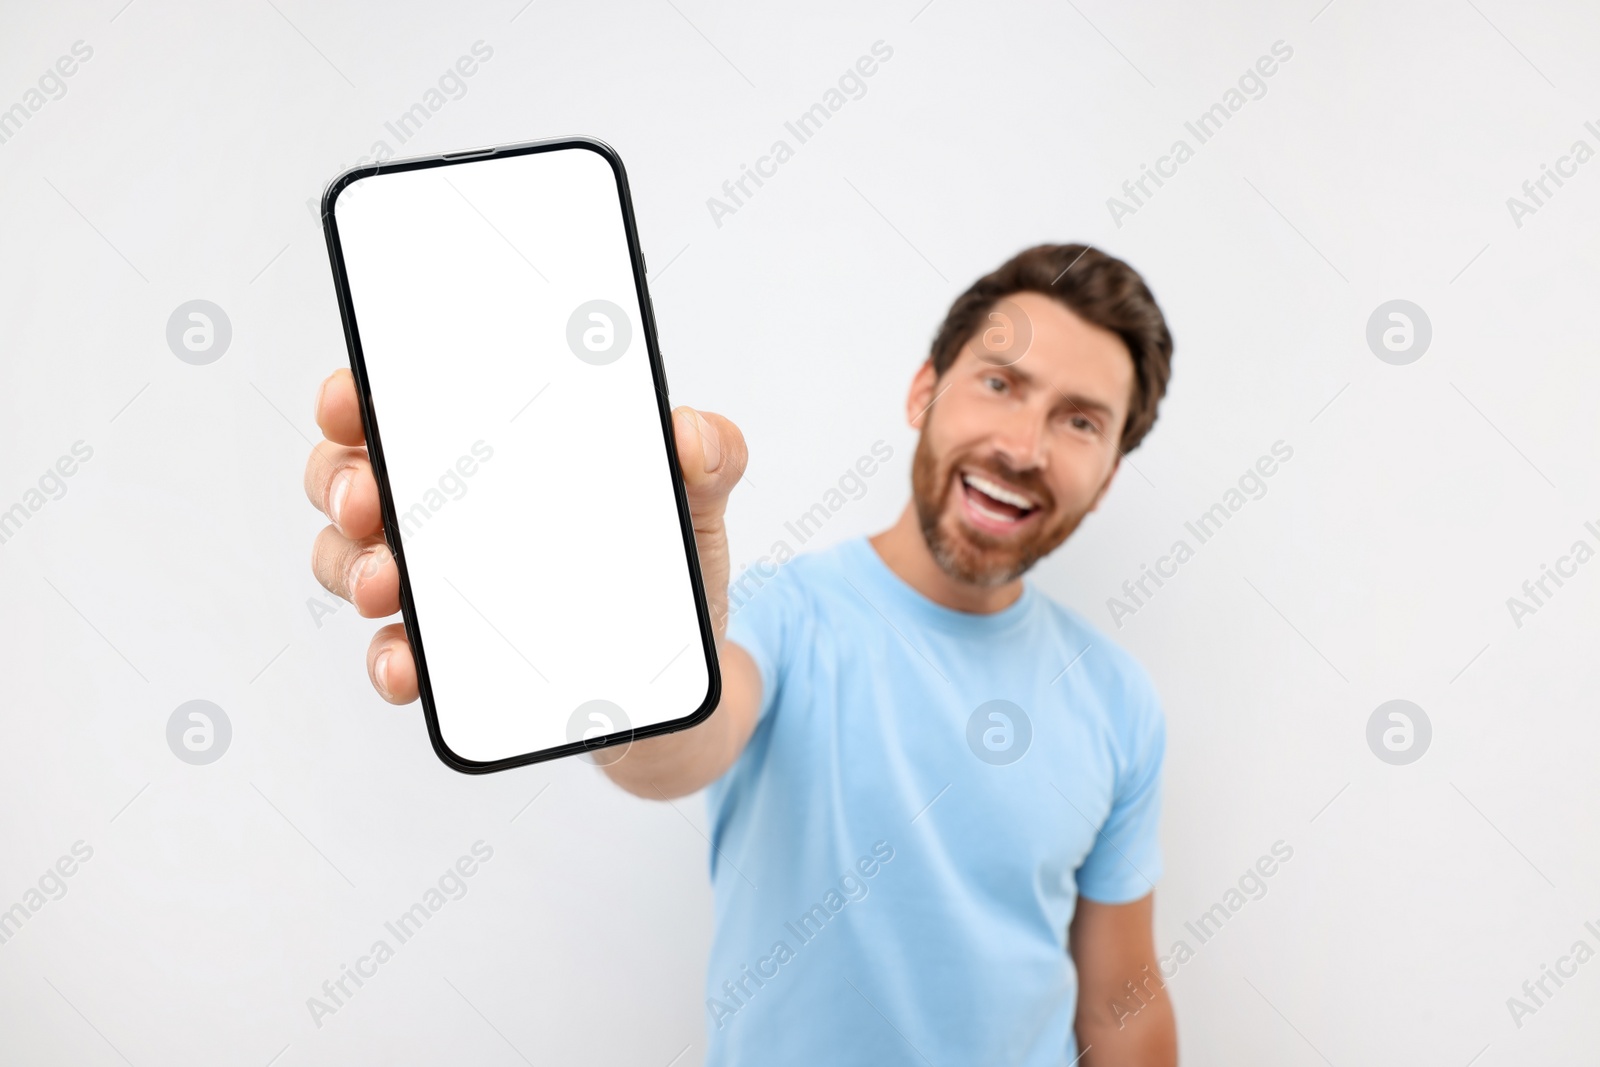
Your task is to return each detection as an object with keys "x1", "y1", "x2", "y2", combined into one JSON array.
[
  {"x1": 672, "y1": 407, "x2": 747, "y2": 517},
  {"x1": 367, "y1": 623, "x2": 418, "y2": 704},
  {"x1": 316, "y1": 368, "x2": 365, "y2": 447},
  {"x1": 304, "y1": 442, "x2": 383, "y2": 539},
  {"x1": 311, "y1": 525, "x2": 400, "y2": 617}
]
